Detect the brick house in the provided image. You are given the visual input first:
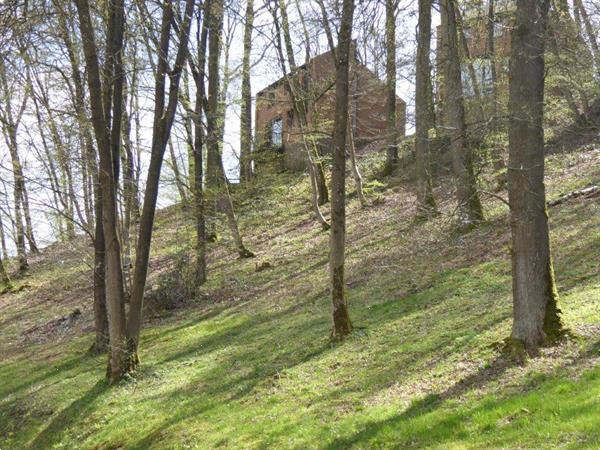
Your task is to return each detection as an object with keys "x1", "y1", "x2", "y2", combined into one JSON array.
[{"x1": 254, "y1": 48, "x2": 406, "y2": 171}]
